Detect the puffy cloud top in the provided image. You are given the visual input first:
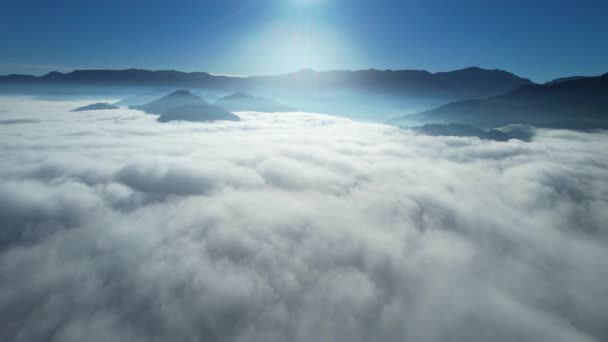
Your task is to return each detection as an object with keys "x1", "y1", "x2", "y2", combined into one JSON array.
[{"x1": 0, "y1": 97, "x2": 607, "y2": 342}]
